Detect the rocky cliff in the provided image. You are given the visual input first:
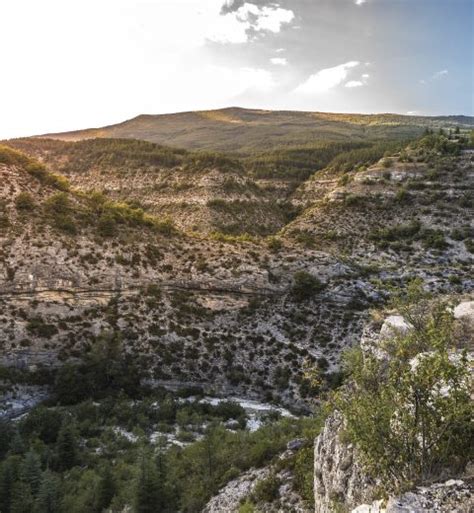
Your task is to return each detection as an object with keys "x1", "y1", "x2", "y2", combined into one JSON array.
[{"x1": 313, "y1": 300, "x2": 474, "y2": 512}]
